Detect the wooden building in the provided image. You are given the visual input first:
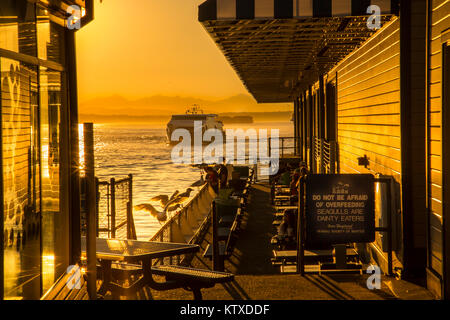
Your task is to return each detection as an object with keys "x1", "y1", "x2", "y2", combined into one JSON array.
[
  {"x1": 199, "y1": 0, "x2": 450, "y2": 298},
  {"x1": 0, "y1": 0, "x2": 93, "y2": 299}
]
